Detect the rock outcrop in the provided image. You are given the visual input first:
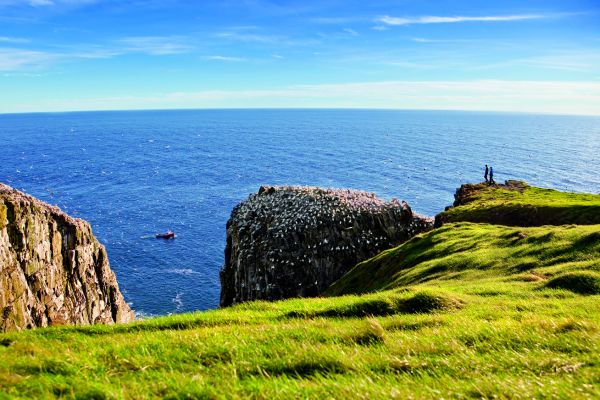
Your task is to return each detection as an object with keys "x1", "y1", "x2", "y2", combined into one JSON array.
[
  {"x1": 220, "y1": 186, "x2": 433, "y2": 306},
  {"x1": 0, "y1": 183, "x2": 133, "y2": 332},
  {"x1": 434, "y1": 180, "x2": 529, "y2": 227}
]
